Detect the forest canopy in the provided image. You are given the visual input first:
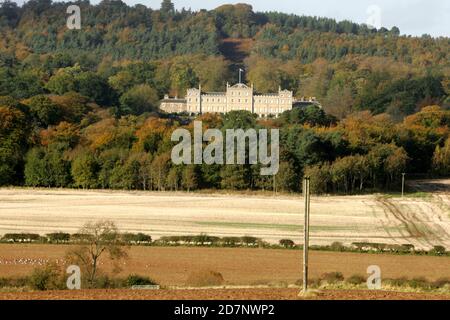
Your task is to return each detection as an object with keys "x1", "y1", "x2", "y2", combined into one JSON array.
[{"x1": 0, "y1": 0, "x2": 449, "y2": 193}]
